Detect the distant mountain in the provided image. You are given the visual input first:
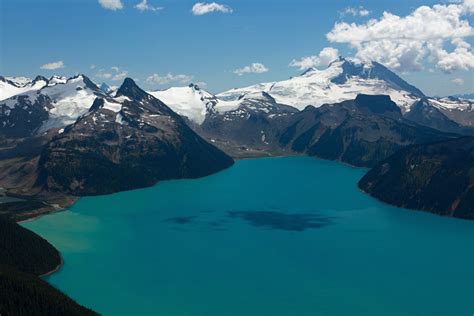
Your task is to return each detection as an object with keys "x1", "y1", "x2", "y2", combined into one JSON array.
[
  {"x1": 198, "y1": 91, "x2": 298, "y2": 156},
  {"x1": 217, "y1": 57, "x2": 424, "y2": 112},
  {"x1": 148, "y1": 83, "x2": 240, "y2": 125},
  {"x1": 0, "y1": 75, "x2": 106, "y2": 138},
  {"x1": 146, "y1": 57, "x2": 426, "y2": 128},
  {"x1": 99, "y1": 82, "x2": 116, "y2": 94},
  {"x1": 415, "y1": 97, "x2": 474, "y2": 128},
  {"x1": 450, "y1": 93, "x2": 474, "y2": 100},
  {"x1": 36, "y1": 78, "x2": 234, "y2": 196},
  {"x1": 190, "y1": 93, "x2": 453, "y2": 164},
  {"x1": 405, "y1": 98, "x2": 474, "y2": 135},
  {"x1": 0, "y1": 76, "x2": 48, "y2": 101},
  {"x1": 276, "y1": 94, "x2": 451, "y2": 167},
  {"x1": 359, "y1": 137, "x2": 474, "y2": 220}
]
